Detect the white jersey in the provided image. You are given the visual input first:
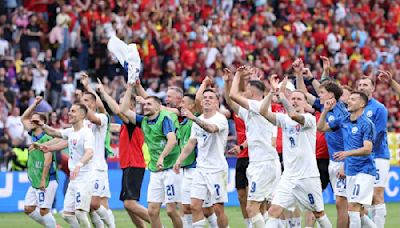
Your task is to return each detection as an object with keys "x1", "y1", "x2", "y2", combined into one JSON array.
[
  {"x1": 276, "y1": 113, "x2": 320, "y2": 179},
  {"x1": 61, "y1": 127, "x2": 95, "y2": 173},
  {"x1": 238, "y1": 99, "x2": 278, "y2": 162},
  {"x1": 190, "y1": 112, "x2": 228, "y2": 172},
  {"x1": 84, "y1": 113, "x2": 108, "y2": 171}
]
